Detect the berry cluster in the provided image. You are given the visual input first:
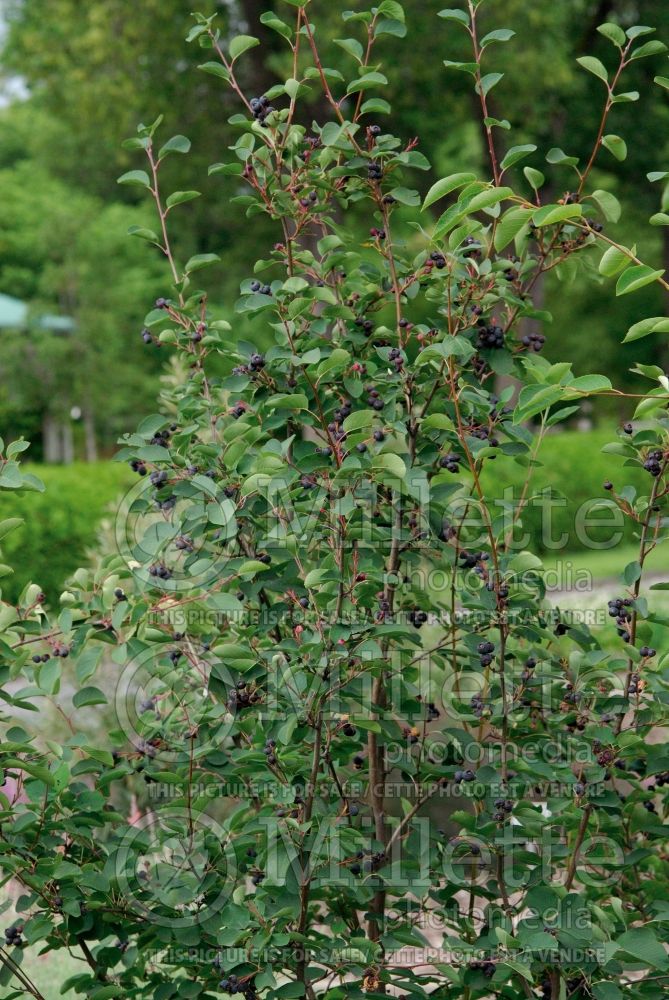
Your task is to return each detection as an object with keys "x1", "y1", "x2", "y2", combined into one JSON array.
[
  {"x1": 150, "y1": 469, "x2": 168, "y2": 487},
  {"x1": 409, "y1": 608, "x2": 428, "y2": 629},
  {"x1": 219, "y1": 973, "x2": 257, "y2": 998},
  {"x1": 644, "y1": 448, "x2": 664, "y2": 477},
  {"x1": 149, "y1": 562, "x2": 172, "y2": 580},
  {"x1": 476, "y1": 322, "x2": 505, "y2": 350},
  {"x1": 365, "y1": 386, "x2": 384, "y2": 411},
  {"x1": 521, "y1": 656, "x2": 537, "y2": 681},
  {"x1": 149, "y1": 426, "x2": 175, "y2": 448},
  {"x1": 462, "y1": 235, "x2": 481, "y2": 258},
  {"x1": 228, "y1": 680, "x2": 261, "y2": 713},
  {"x1": 299, "y1": 190, "x2": 318, "y2": 209},
  {"x1": 492, "y1": 797, "x2": 514, "y2": 822},
  {"x1": 350, "y1": 848, "x2": 386, "y2": 875},
  {"x1": 4, "y1": 925, "x2": 22, "y2": 947},
  {"x1": 249, "y1": 280, "x2": 272, "y2": 295},
  {"x1": 354, "y1": 315, "x2": 375, "y2": 336},
  {"x1": 388, "y1": 346, "x2": 403, "y2": 371},
  {"x1": 520, "y1": 331, "x2": 545, "y2": 351},
  {"x1": 34, "y1": 644, "x2": 69, "y2": 659},
  {"x1": 439, "y1": 452, "x2": 460, "y2": 473},
  {"x1": 477, "y1": 640, "x2": 495, "y2": 667},
  {"x1": 469, "y1": 958, "x2": 496, "y2": 978},
  {"x1": 249, "y1": 95, "x2": 274, "y2": 126},
  {"x1": 470, "y1": 693, "x2": 486, "y2": 719},
  {"x1": 460, "y1": 549, "x2": 488, "y2": 570},
  {"x1": 607, "y1": 596, "x2": 632, "y2": 642}
]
